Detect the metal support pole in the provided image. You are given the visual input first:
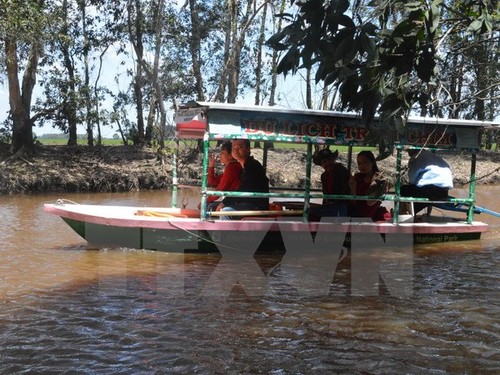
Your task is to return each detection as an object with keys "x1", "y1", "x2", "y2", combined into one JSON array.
[
  {"x1": 467, "y1": 153, "x2": 477, "y2": 224},
  {"x1": 303, "y1": 143, "x2": 313, "y2": 222},
  {"x1": 262, "y1": 141, "x2": 269, "y2": 172},
  {"x1": 200, "y1": 132, "x2": 210, "y2": 220},
  {"x1": 171, "y1": 137, "x2": 179, "y2": 208},
  {"x1": 393, "y1": 146, "x2": 403, "y2": 224}
]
